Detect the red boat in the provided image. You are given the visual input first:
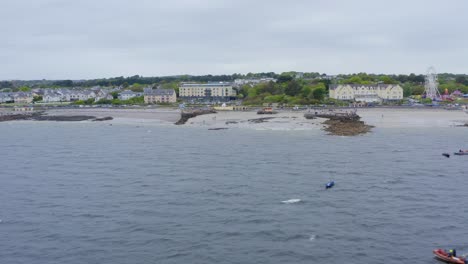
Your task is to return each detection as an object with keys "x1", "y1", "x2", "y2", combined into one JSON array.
[{"x1": 433, "y1": 249, "x2": 466, "y2": 264}]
